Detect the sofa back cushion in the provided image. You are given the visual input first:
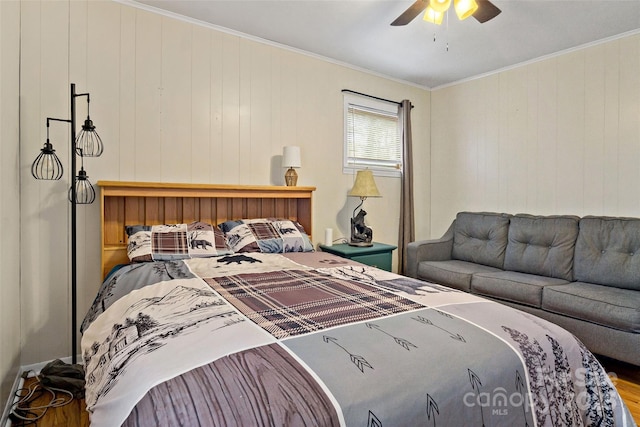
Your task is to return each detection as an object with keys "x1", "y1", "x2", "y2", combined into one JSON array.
[
  {"x1": 574, "y1": 216, "x2": 640, "y2": 290},
  {"x1": 452, "y1": 212, "x2": 510, "y2": 269},
  {"x1": 503, "y1": 214, "x2": 579, "y2": 281}
]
